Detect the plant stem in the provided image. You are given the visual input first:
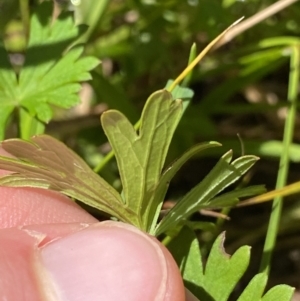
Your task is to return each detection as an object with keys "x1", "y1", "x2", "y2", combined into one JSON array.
[
  {"x1": 19, "y1": 108, "x2": 45, "y2": 140},
  {"x1": 19, "y1": 0, "x2": 30, "y2": 40},
  {"x1": 259, "y1": 46, "x2": 299, "y2": 275},
  {"x1": 182, "y1": 43, "x2": 197, "y2": 87}
]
